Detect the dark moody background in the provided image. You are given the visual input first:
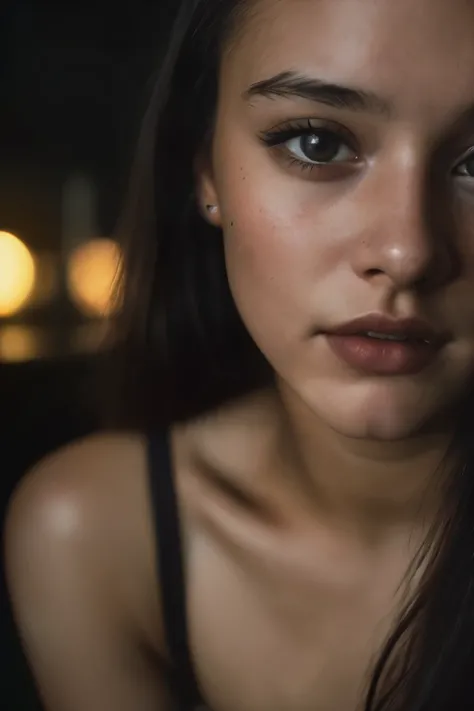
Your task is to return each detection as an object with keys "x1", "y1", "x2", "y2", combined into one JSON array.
[{"x1": 1, "y1": 3, "x2": 175, "y2": 707}]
